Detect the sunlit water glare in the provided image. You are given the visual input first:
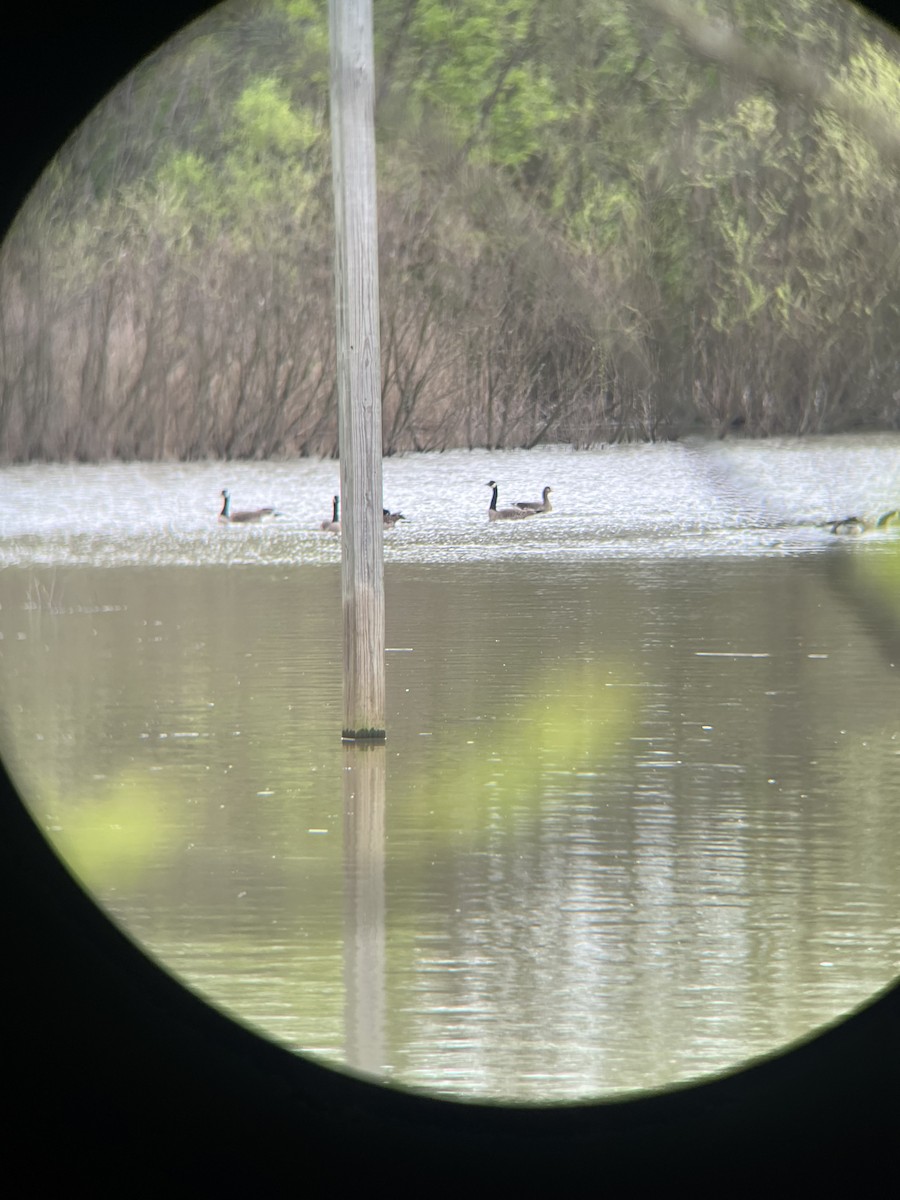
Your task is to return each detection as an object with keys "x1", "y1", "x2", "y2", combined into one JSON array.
[
  {"x1": 1, "y1": 436, "x2": 899, "y2": 1101},
  {"x1": 1, "y1": 436, "x2": 898, "y2": 568}
]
